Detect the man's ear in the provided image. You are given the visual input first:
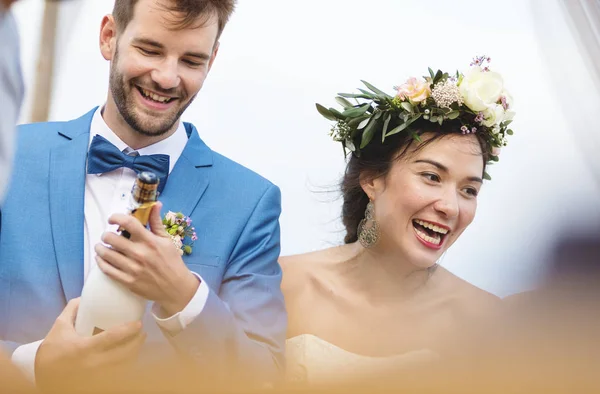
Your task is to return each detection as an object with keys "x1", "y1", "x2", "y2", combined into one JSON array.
[
  {"x1": 99, "y1": 15, "x2": 118, "y2": 61},
  {"x1": 207, "y1": 41, "x2": 220, "y2": 73}
]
